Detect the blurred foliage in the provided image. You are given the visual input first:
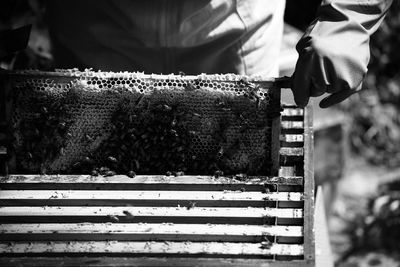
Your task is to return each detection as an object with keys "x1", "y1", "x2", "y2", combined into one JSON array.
[
  {"x1": 345, "y1": 3, "x2": 400, "y2": 168},
  {"x1": 332, "y1": 179, "x2": 400, "y2": 265}
]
